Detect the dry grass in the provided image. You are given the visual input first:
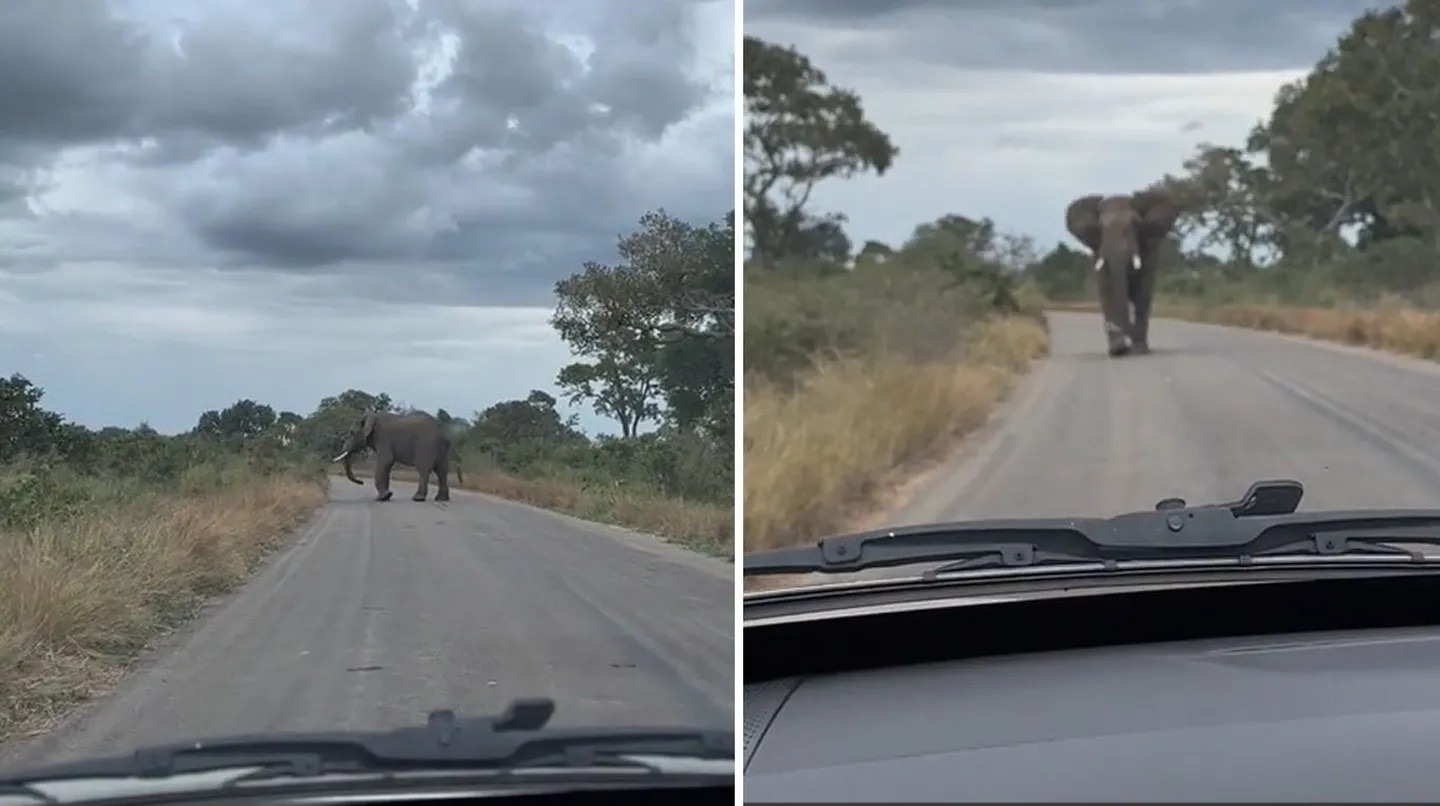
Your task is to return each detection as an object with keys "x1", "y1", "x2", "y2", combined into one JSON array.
[
  {"x1": 1047, "y1": 297, "x2": 1440, "y2": 361},
  {"x1": 461, "y1": 472, "x2": 731, "y2": 557},
  {"x1": 743, "y1": 316, "x2": 1050, "y2": 555},
  {"x1": 339, "y1": 464, "x2": 732, "y2": 558},
  {"x1": 0, "y1": 472, "x2": 326, "y2": 741}
]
